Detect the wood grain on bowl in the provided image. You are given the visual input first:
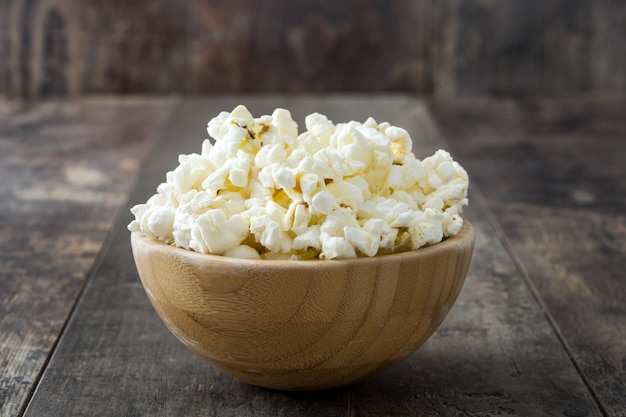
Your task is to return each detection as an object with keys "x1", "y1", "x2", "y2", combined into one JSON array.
[{"x1": 130, "y1": 222, "x2": 474, "y2": 391}]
